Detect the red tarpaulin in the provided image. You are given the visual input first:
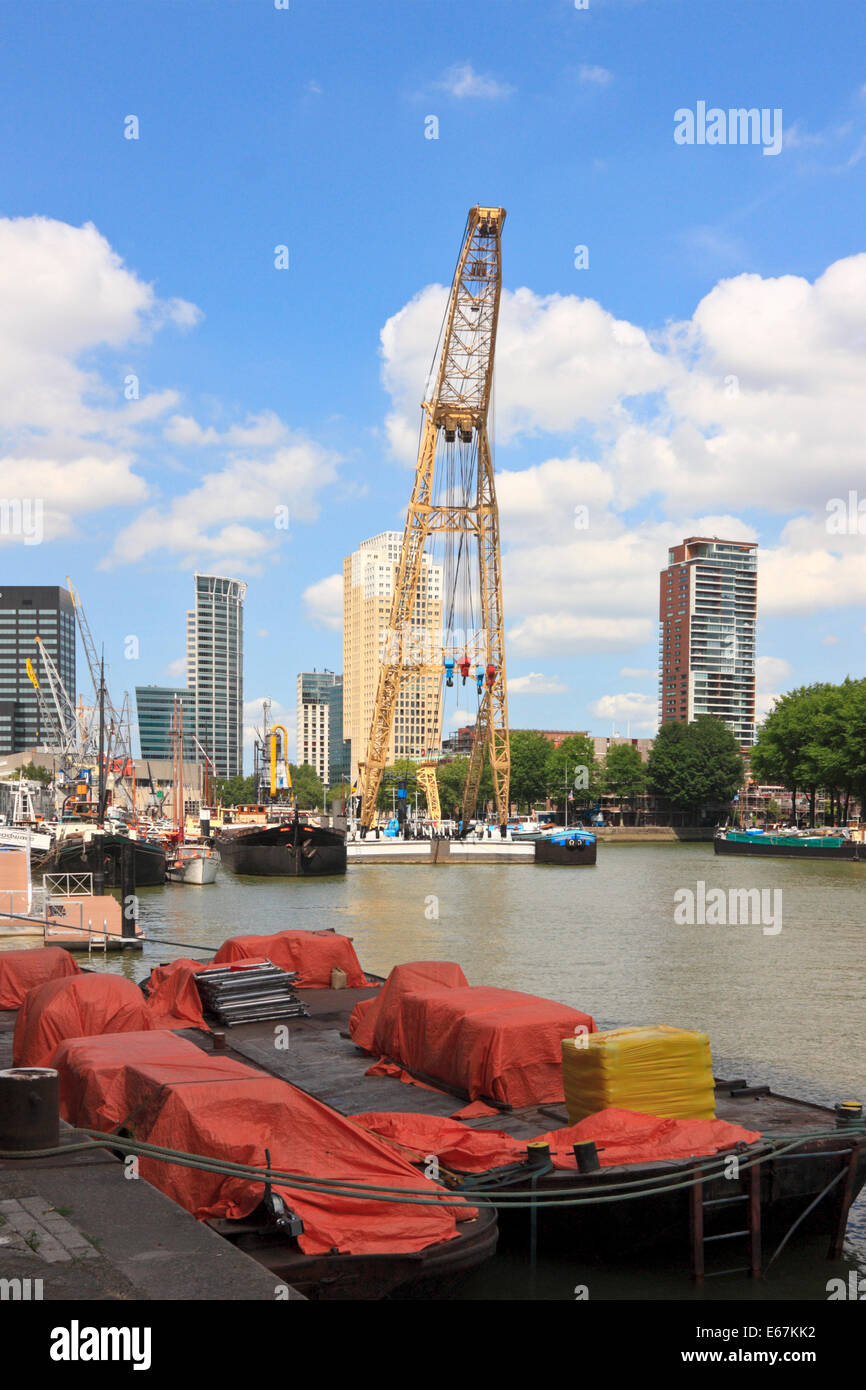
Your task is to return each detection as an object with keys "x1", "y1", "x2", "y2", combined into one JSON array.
[
  {"x1": 352, "y1": 1107, "x2": 762, "y2": 1172},
  {"x1": 143, "y1": 958, "x2": 210, "y2": 1030},
  {"x1": 213, "y1": 930, "x2": 366, "y2": 988},
  {"x1": 349, "y1": 961, "x2": 467, "y2": 1053},
  {"x1": 13, "y1": 973, "x2": 152, "y2": 1068},
  {"x1": 55, "y1": 1031, "x2": 475, "y2": 1256},
  {"x1": 0, "y1": 947, "x2": 81, "y2": 1010},
  {"x1": 349, "y1": 962, "x2": 596, "y2": 1107}
]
